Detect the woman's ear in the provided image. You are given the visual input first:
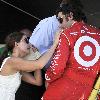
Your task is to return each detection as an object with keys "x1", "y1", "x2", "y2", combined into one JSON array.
[{"x1": 15, "y1": 42, "x2": 18, "y2": 47}]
